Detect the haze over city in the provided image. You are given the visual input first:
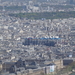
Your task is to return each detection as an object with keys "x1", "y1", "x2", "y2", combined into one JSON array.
[{"x1": 0, "y1": 0, "x2": 75, "y2": 75}]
